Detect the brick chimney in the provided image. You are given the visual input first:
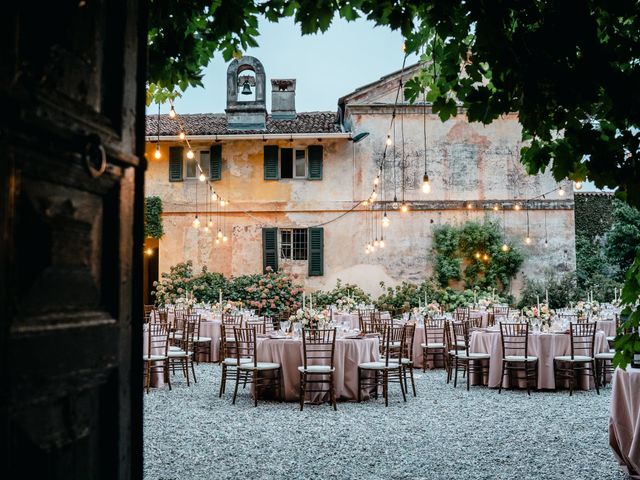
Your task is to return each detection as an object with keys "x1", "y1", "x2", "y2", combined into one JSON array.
[{"x1": 271, "y1": 79, "x2": 296, "y2": 120}]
